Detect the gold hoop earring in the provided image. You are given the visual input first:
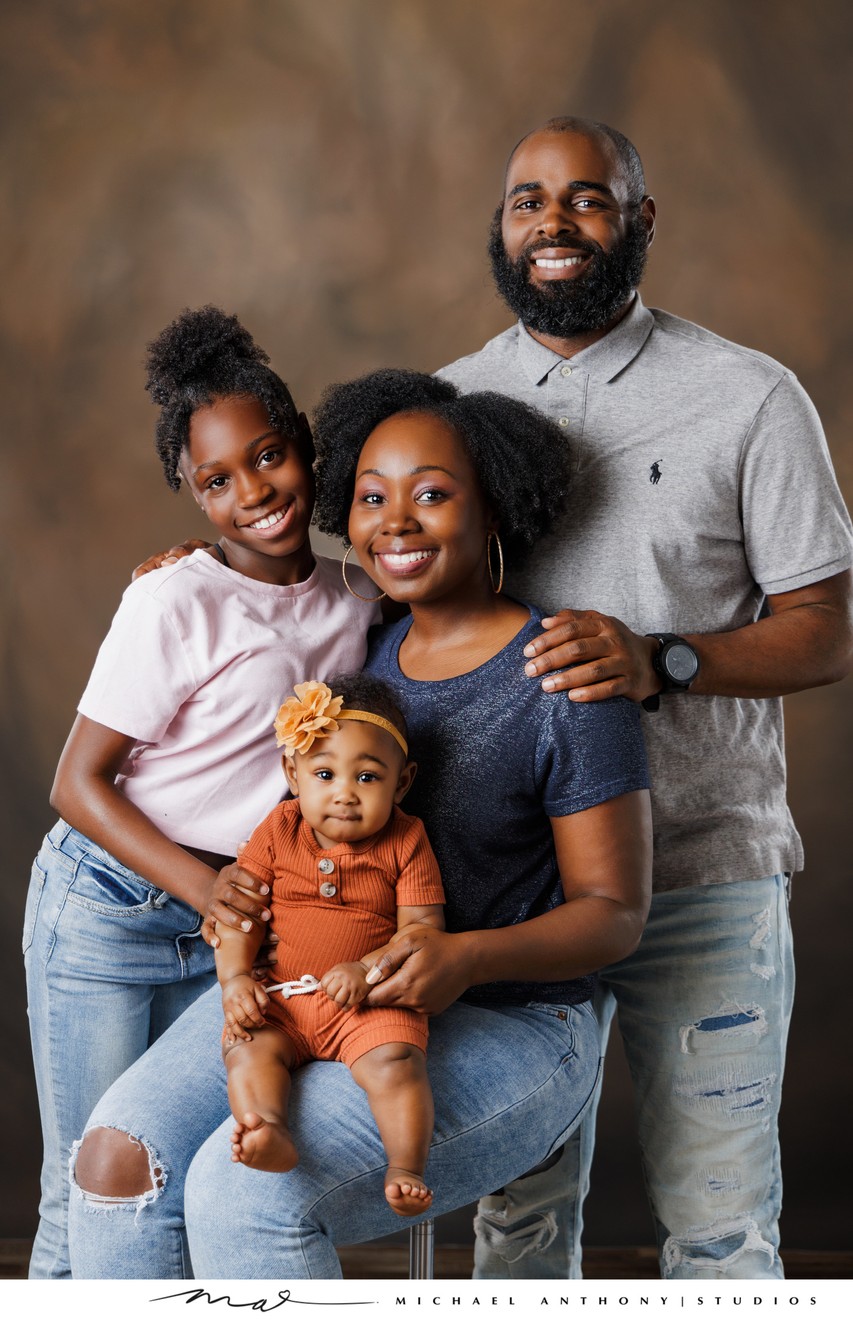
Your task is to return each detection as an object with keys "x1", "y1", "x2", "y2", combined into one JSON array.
[
  {"x1": 487, "y1": 531, "x2": 504, "y2": 594},
  {"x1": 341, "y1": 545, "x2": 386, "y2": 602}
]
